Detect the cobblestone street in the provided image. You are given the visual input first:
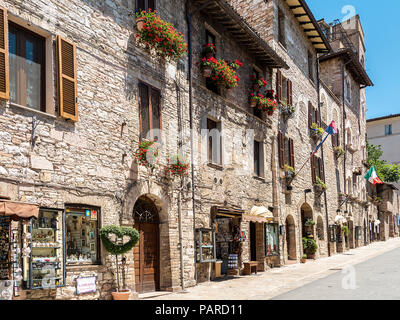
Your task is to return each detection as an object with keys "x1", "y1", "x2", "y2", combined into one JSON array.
[{"x1": 145, "y1": 238, "x2": 400, "y2": 300}]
